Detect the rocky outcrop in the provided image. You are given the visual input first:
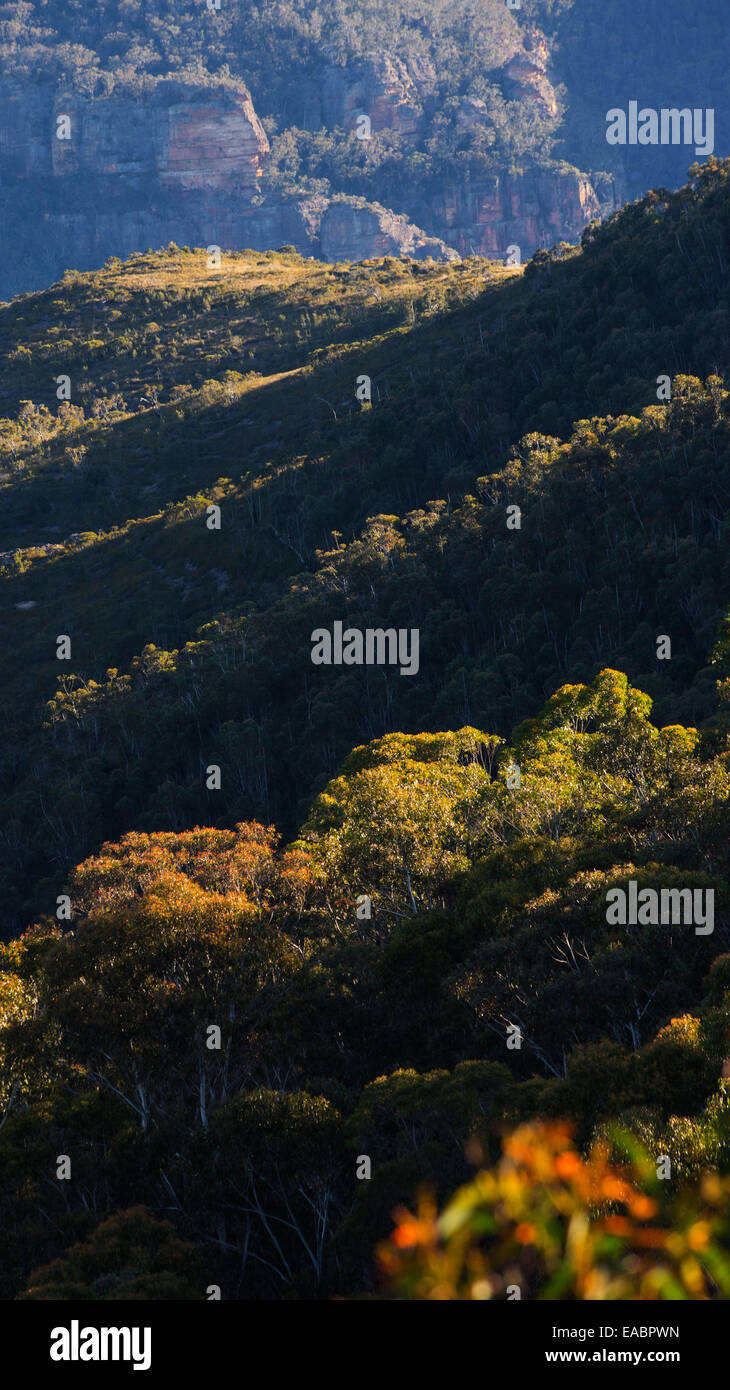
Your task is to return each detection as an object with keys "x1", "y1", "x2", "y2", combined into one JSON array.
[
  {"x1": 6, "y1": 167, "x2": 588, "y2": 296},
  {"x1": 0, "y1": 74, "x2": 463, "y2": 296},
  {"x1": 310, "y1": 36, "x2": 594, "y2": 261},
  {"x1": 0, "y1": 52, "x2": 603, "y2": 298},
  {"x1": 321, "y1": 51, "x2": 436, "y2": 137},
  {"x1": 0, "y1": 182, "x2": 458, "y2": 298},
  {"x1": 320, "y1": 199, "x2": 459, "y2": 263},
  {"x1": 157, "y1": 89, "x2": 268, "y2": 191},
  {"x1": 503, "y1": 31, "x2": 559, "y2": 117}
]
